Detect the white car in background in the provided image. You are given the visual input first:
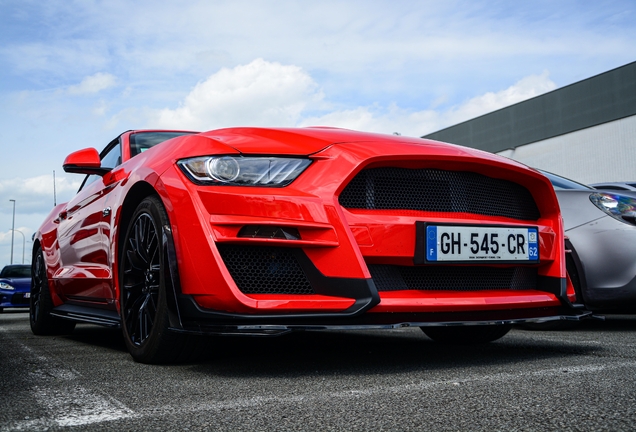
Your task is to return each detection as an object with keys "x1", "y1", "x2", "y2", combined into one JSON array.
[{"x1": 541, "y1": 171, "x2": 636, "y2": 313}]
